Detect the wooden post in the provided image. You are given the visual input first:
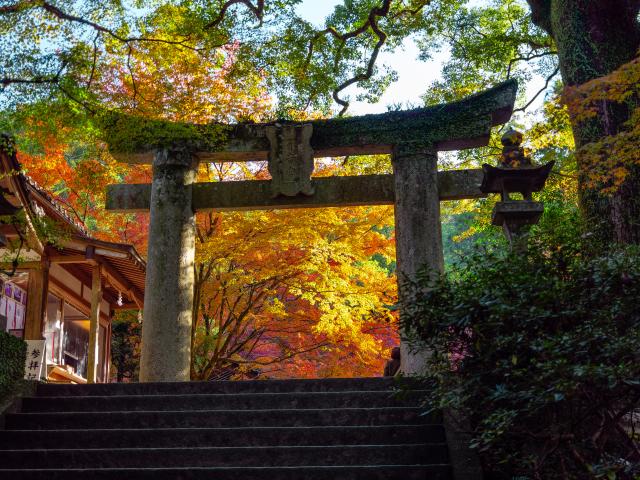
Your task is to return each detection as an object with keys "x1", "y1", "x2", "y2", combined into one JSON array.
[
  {"x1": 87, "y1": 263, "x2": 102, "y2": 384},
  {"x1": 105, "y1": 317, "x2": 113, "y2": 383},
  {"x1": 24, "y1": 260, "x2": 49, "y2": 340},
  {"x1": 392, "y1": 144, "x2": 444, "y2": 374},
  {"x1": 139, "y1": 148, "x2": 198, "y2": 382}
]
